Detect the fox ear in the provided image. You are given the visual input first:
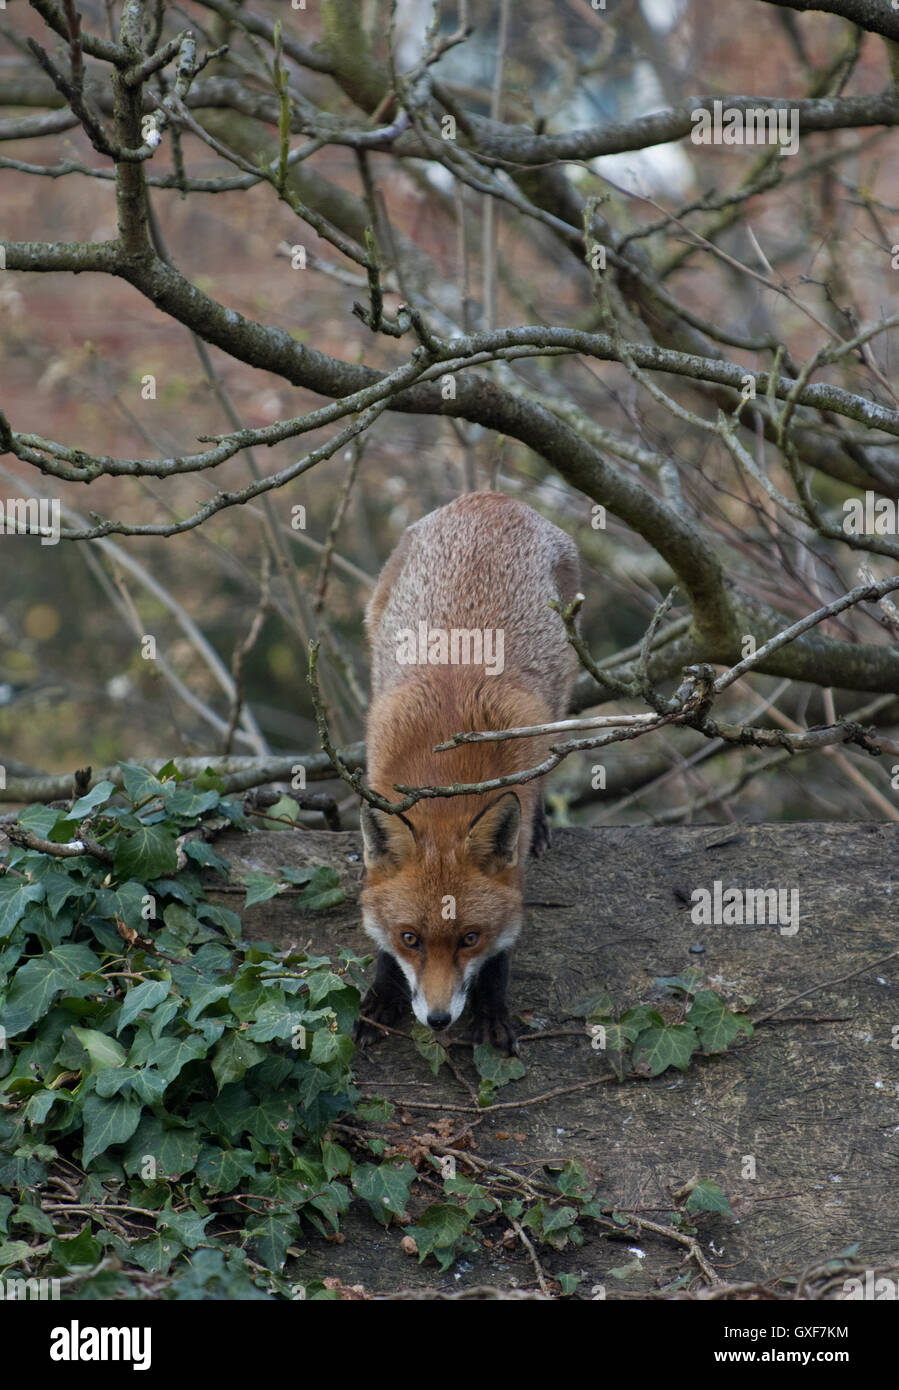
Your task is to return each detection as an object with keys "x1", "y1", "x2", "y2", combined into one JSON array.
[
  {"x1": 465, "y1": 793, "x2": 521, "y2": 871},
  {"x1": 360, "y1": 802, "x2": 416, "y2": 868}
]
